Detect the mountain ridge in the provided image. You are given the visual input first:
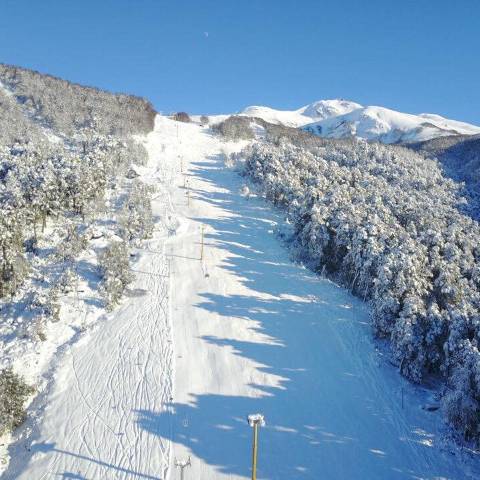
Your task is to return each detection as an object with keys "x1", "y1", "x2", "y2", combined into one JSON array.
[{"x1": 238, "y1": 99, "x2": 480, "y2": 144}]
